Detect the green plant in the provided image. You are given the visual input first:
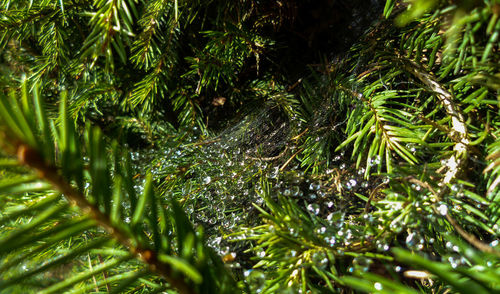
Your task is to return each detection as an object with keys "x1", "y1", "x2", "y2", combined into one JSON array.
[{"x1": 0, "y1": 0, "x2": 499, "y2": 293}]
